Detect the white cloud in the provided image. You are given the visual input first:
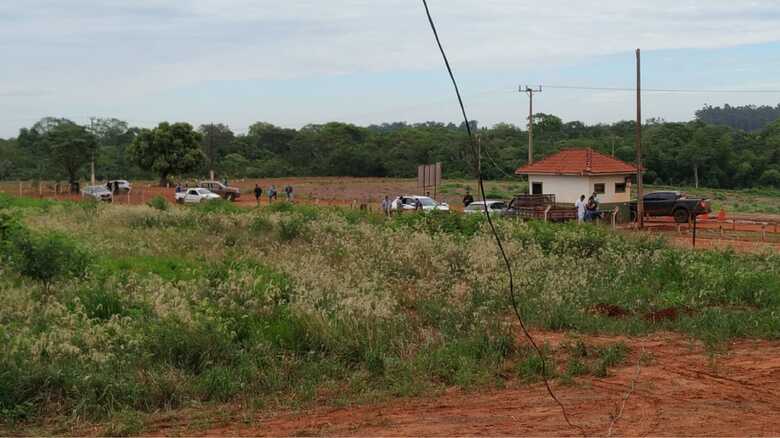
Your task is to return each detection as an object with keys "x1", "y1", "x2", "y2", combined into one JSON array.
[{"x1": 1, "y1": 0, "x2": 780, "y2": 135}]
